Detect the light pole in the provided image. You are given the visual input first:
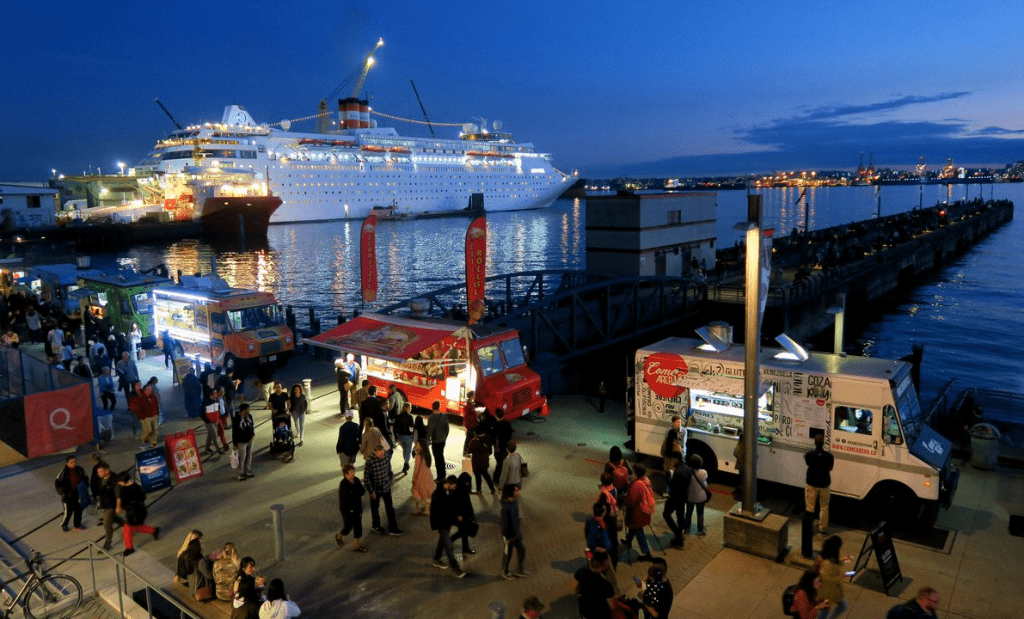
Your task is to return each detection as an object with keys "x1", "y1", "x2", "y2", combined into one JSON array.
[{"x1": 117, "y1": 161, "x2": 125, "y2": 176}]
